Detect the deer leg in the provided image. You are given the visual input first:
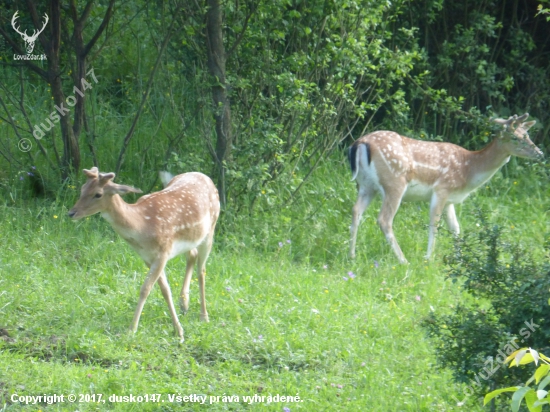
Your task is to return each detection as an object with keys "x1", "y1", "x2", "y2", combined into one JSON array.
[
  {"x1": 196, "y1": 236, "x2": 214, "y2": 323},
  {"x1": 157, "y1": 271, "x2": 184, "y2": 342},
  {"x1": 350, "y1": 185, "x2": 376, "y2": 259},
  {"x1": 378, "y1": 187, "x2": 407, "y2": 264},
  {"x1": 426, "y1": 194, "x2": 448, "y2": 259},
  {"x1": 129, "y1": 258, "x2": 167, "y2": 336},
  {"x1": 444, "y1": 203, "x2": 460, "y2": 235},
  {"x1": 179, "y1": 248, "x2": 198, "y2": 314}
]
